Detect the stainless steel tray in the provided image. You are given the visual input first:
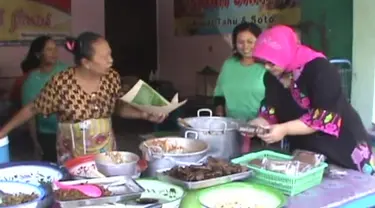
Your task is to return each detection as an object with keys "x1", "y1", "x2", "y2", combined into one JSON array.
[
  {"x1": 53, "y1": 176, "x2": 144, "y2": 207},
  {"x1": 156, "y1": 168, "x2": 253, "y2": 190}
]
